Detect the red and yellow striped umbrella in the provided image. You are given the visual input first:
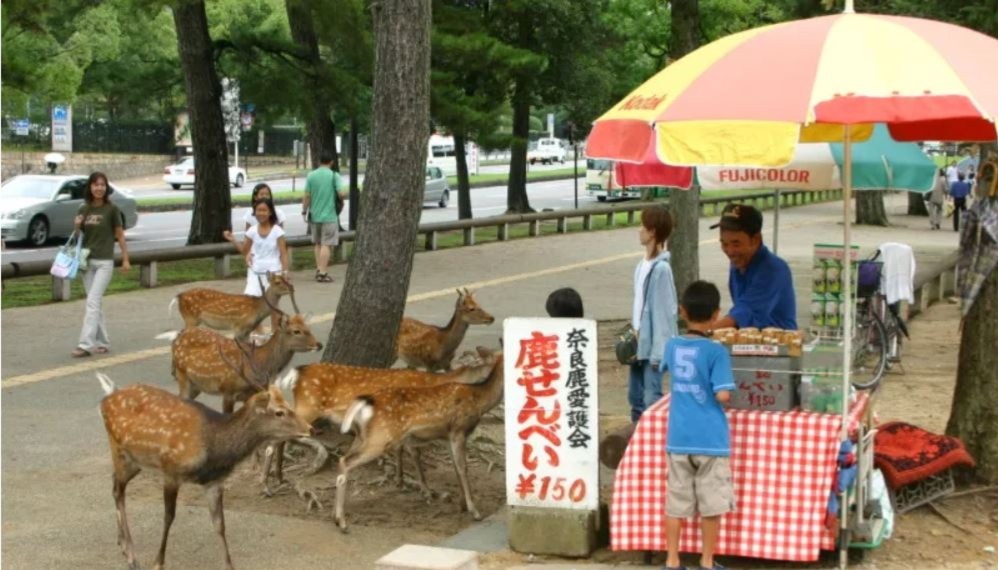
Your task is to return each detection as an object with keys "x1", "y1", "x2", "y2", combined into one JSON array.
[{"x1": 587, "y1": 10, "x2": 998, "y2": 167}]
